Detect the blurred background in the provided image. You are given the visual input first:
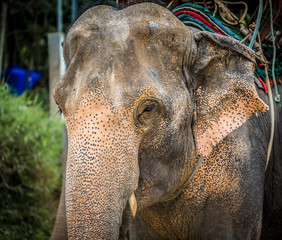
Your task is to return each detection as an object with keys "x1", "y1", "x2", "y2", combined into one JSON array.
[
  {"x1": 0, "y1": 0, "x2": 91, "y2": 110},
  {"x1": 0, "y1": 1, "x2": 92, "y2": 239}
]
